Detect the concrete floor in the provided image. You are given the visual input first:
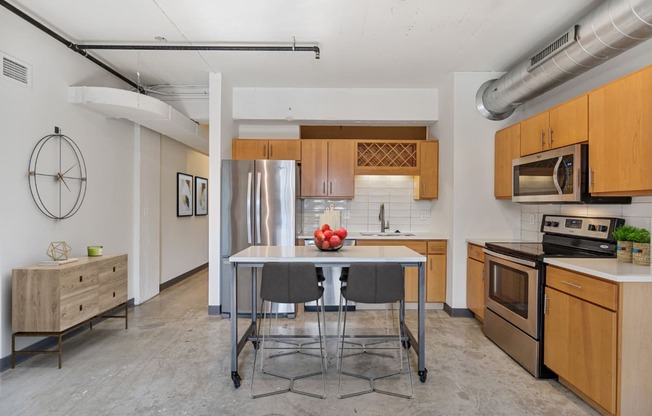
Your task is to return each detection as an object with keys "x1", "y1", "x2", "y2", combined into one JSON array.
[{"x1": 0, "y1": 269, "x2": 598, "y2": 416}]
